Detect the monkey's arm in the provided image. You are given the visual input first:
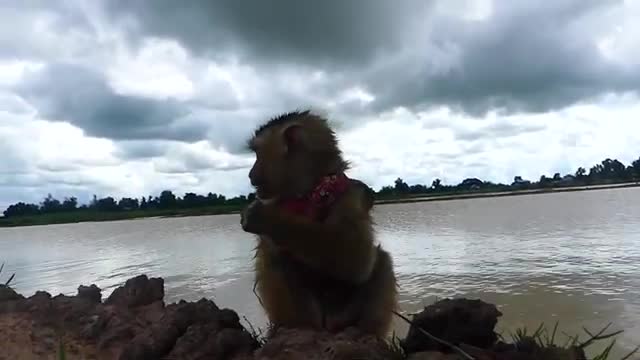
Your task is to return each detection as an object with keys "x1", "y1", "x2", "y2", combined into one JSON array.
[{"x1": 261, "y1": 187, "x2": 377, "y2": 284}]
